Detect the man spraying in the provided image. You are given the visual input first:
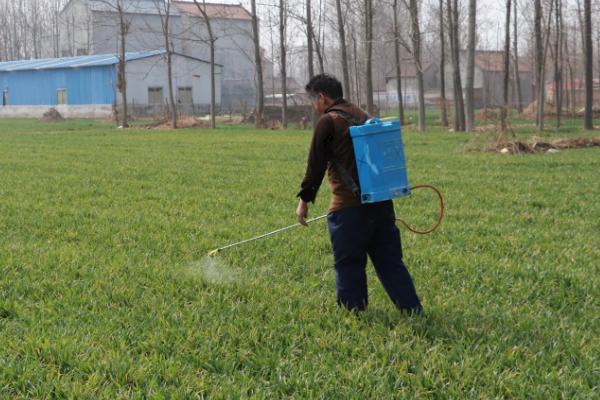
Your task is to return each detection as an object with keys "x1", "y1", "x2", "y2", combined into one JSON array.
[{"x1": 296, "y1": 74, "x2": 422, "y2": 314}]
